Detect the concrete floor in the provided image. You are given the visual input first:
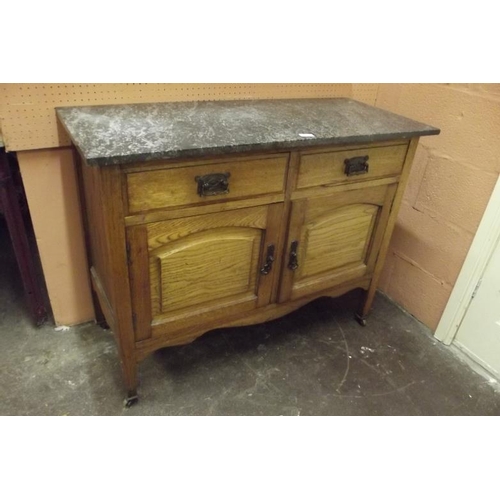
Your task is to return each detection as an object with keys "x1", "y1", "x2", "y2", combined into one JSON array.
[{"x1": 1, "y1": 220, "x2": 500, "y2": 416}]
